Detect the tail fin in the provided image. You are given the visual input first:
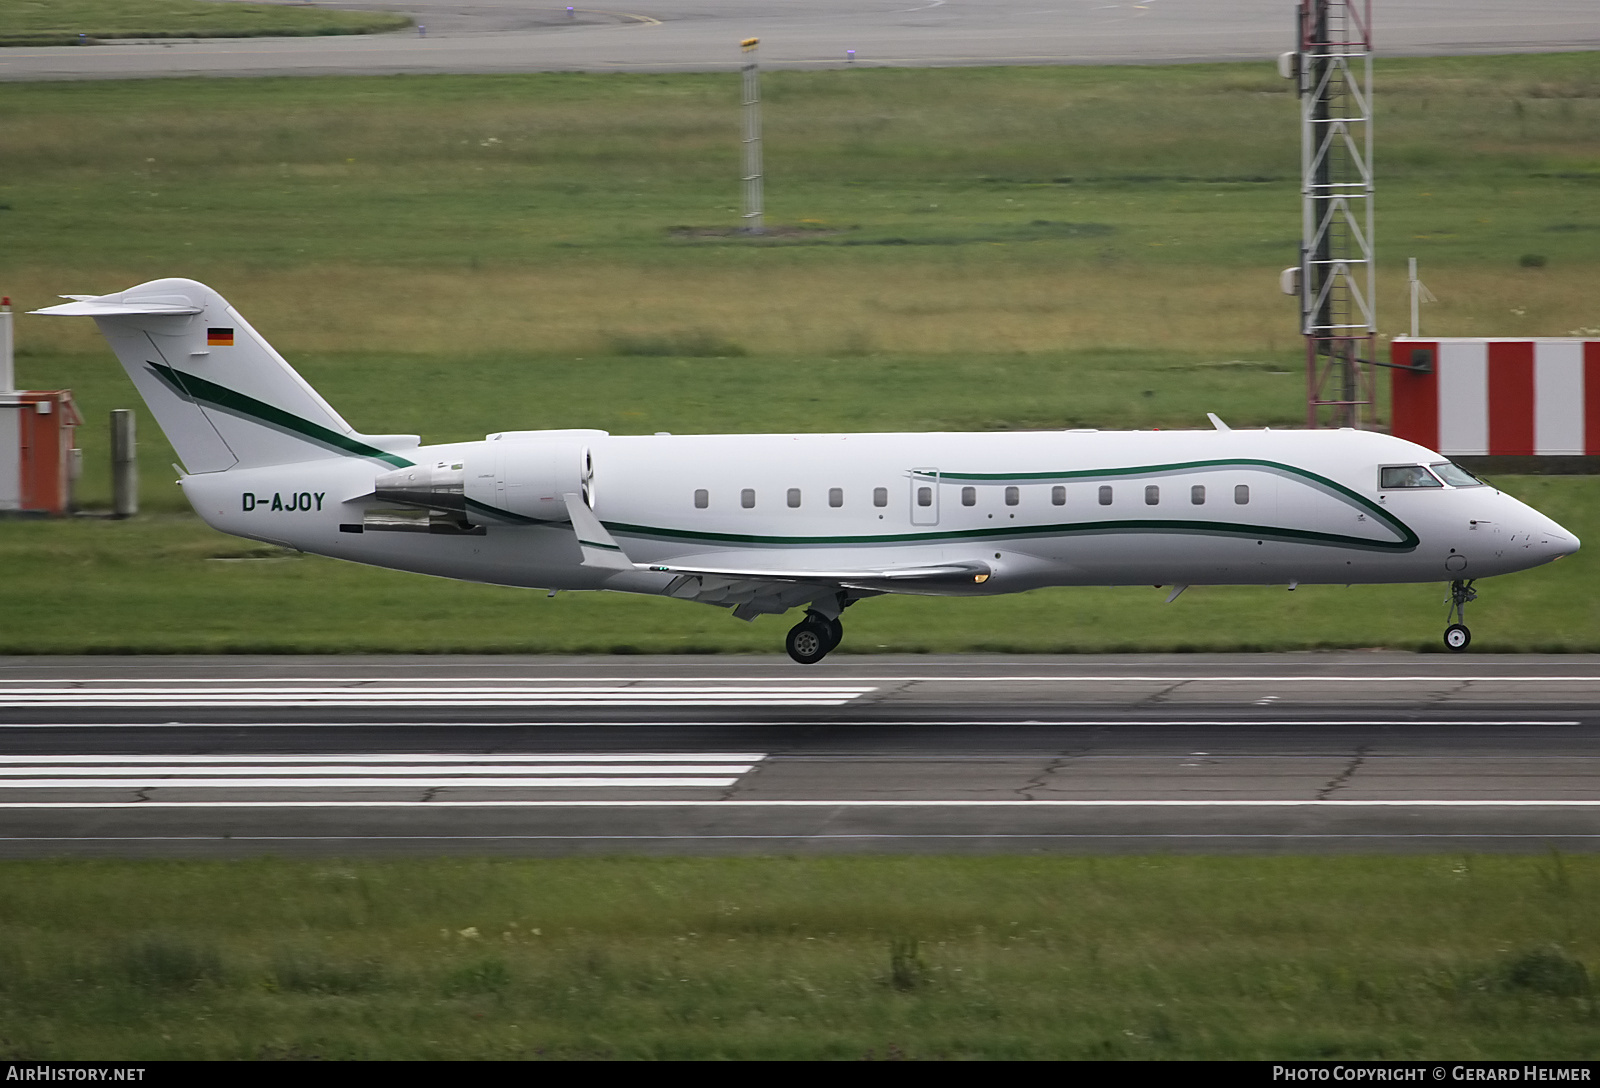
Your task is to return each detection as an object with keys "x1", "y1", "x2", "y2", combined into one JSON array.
[{"x1": 33, "y1": 278, "x2": 415, "y2": 472}]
